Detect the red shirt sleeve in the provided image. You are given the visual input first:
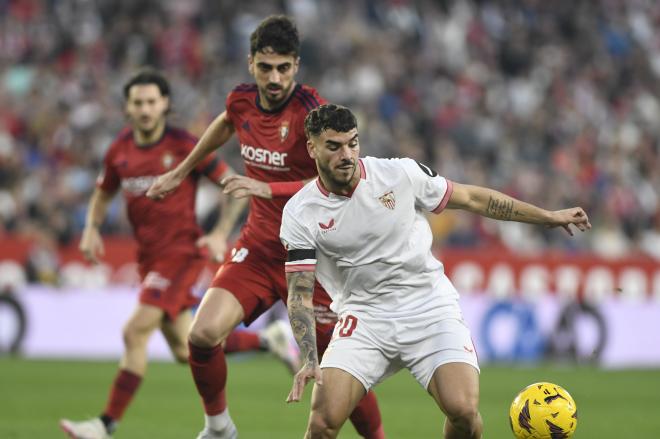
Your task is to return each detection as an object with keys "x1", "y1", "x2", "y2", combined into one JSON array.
[
  {"x1": 310, "y1": 87, "x2": 328, "y2": 106},
  {"x1": 196, "y1": 154, "x2": 229, "y2": 183},
  {"x1": 179, "y1": 131, "x2": 228, "y2": 183},
  {"x1": 96, "y1": 144, "x2": 120, "y2": 193},
  {"x1": 224, "y1": 89, "x2": 239, "y2": 128}
]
